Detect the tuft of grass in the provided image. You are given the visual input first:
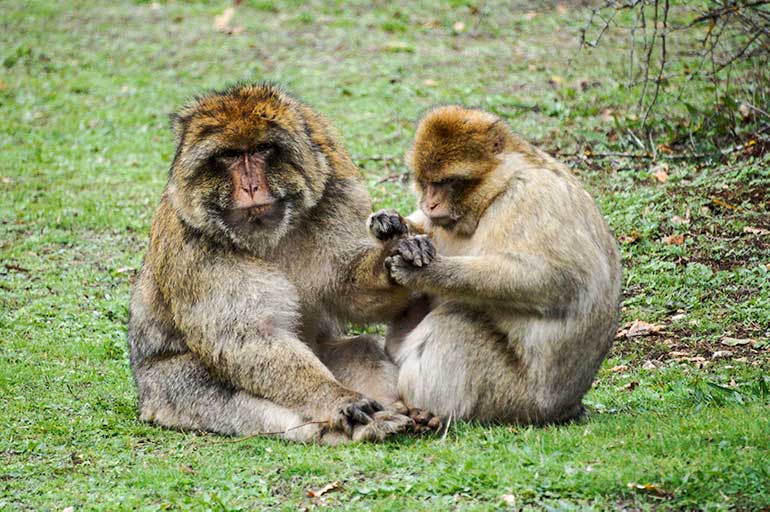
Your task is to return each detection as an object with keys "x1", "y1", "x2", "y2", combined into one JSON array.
[{"x1": 1, "y1": 1, "x2": 767, "y2": 509}]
